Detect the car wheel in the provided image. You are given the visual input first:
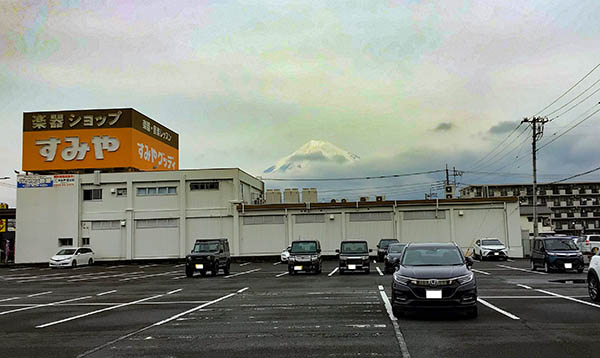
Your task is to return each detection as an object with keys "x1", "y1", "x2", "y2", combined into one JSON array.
[
  {"x1": 577, "y1": 268, "x2": 584, "y2": 274},
  {"x1": 365, "y1": 268, "x2": 370, "y2": 275},
  {"x1": 466, "y1": 306, "x2": 478, "y2": 319},
  {"x1": 392, "y1": 306, "x2": 404, "y2": 318},
  {"x1": 224, "y1": 262, "x2": 231, "y2": 275},
  {"x1": 200, "y1": 270, "x2": 206, "y2": 276},
  {"x1": 530, "y1": 260, "x2": 536, "y2": 271},
  {"x1": 589, "y1": 274, "x2": 600, "y2": 302},
  {"x1": 288, "y1": 267, "x2": 294, "y2": 275},
  {"x1": 71, "y1": 260, "x2": 77, "y2": 268},
  {"x1": 88, "y1": 258, "x2": 93, "y2": 266},
  {"x1": 211, "y1": 263, "x2": 218, "y2": 276},
  {"x1": 544, "y1": 261, "x2": 551, "y2": 273},
  {"x1": 185, "y1": 267, "x2": 194, "y2": 277}
]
